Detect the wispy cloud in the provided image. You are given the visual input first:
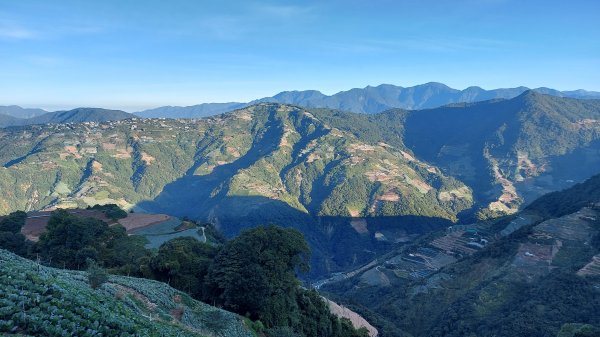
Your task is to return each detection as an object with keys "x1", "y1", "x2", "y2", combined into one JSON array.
[
  {"x1": 193, "y1": 3, "x2": 318, "y2": 41},
  {"x1": 328, "y1": 36, "x2": 514, "y2": 54},
  {"x1": 0, "y1": 15, "x2": 106, "y2": 41},
  {"x1": 198, "y1": 15, "x2": 244, "y2": 40},
  {"x1": 257, "y1": 4, "x2": 315, "y2": 19},
  {"x1": 0, "y1": 26, "x2": 37, "y2": 39},
  {"x1": 26, "y1": 55, "x2": 63, "y2": 66}
]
